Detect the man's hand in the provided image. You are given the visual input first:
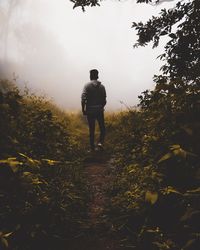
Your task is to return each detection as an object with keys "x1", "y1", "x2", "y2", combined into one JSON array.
[{"x1": 81, "y1": 101, "x2": 87, "y2": 115}]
